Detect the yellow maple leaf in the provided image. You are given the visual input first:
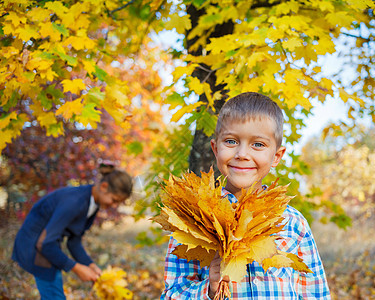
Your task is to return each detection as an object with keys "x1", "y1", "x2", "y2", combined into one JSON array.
[
  {"x1": 64, "y1": 35, "x2": 96, "y2": 51},
  {"x1": 325, "y1": 11, "x2": 355, "y2": 28},
  {"x1": 56, "y1": 99, "x2": 84, "y2": 120},
  {"x1": 172, "y1": 244, "x2": 216, "y2": 268},
  {"x1": 37, "y1": 112, "x2": 57, "y2": 127},
  {"x1": 39, "y1": 23, "x2": 61, "y2": 41},
  {"x1": 94, "y1": 266, "x2": 133, "y2": 300},
  {"x1": 61, "y1": 79, "x2": 86, "y2": 95},
  {"x1": 15, "y1": 25, "x2": 40, "y2": 41},
  {"x1": 44, "y1": 1, "x2": 69, "y2": 18},
  {"x1": 0, "y1": 111, "x2": 18, "y2": 130},
  {"x1": 165, "y1": 13, "x2": 192, "y2": 34},
  {"x1": 170, "y1": 101, "x2": 203, "y2": 123},
  {"x1": 28, "y1": 7, "x2": 51, "y2": 22},
  {"x1": 283, "y1": 37, "x2": 302, "y2": 51},
  {"x1": 2, "y1": 22, "x2": 15, "y2": 36},
  {"x1": 172, "y1": 63, "x2": 197, "y2": 81},
  {"x1": 82, "y1": 59, "x2": 96, "y2": 74},
  {"x1": 0, "y1": 129, "x2": 14, "y2": 152}
]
